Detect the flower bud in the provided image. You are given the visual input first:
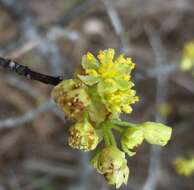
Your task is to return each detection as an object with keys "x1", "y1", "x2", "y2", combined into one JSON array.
[
  {"x1": 91, "y1": 146, "x2": 129, "y2": 188},
  {"x1": 121, "y1": 126, "x2": 144, "y2": 156},
  {"x1": 142, "y1": 122, "x2": 172, "y2": 146},
  {"x1": 68, "y1": 119, "x2": 99, "y2": 151},
  {"x1": 51, "y1": 79, "x2": 90, "y2": 118}
]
